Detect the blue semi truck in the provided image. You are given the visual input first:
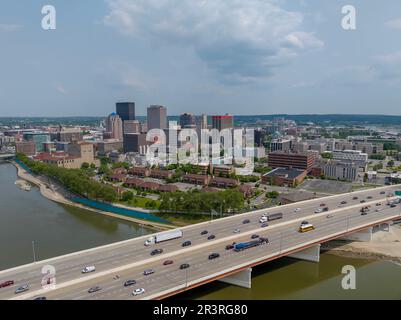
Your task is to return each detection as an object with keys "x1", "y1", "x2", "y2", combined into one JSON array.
[{"x1": 234, "y1": 238, "x2": 269, "y2": 252}]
